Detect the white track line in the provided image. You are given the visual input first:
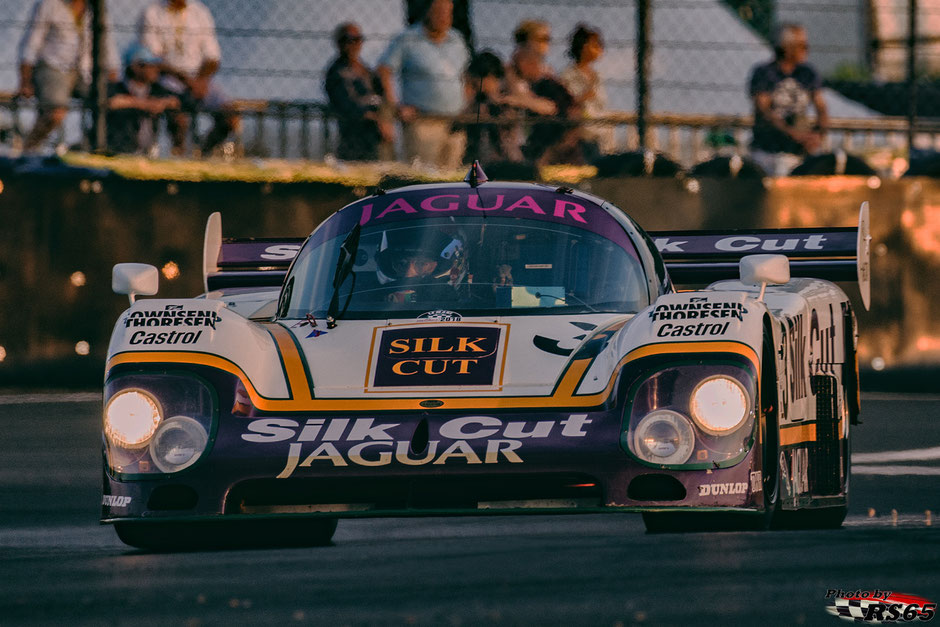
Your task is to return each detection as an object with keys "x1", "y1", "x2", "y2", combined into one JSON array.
[
  {"x1": 853, "y1": 465, "x2": 940, "y2": 476},
  {"x1": 853, "y1": 447, "x2": 940, "y2": 463},
  {"x1": 861, "y1": 393, "x2": 940, "y2": 401},
  {"x1": 0, "y1": 392, "x2": 100, "y2": 405}
]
